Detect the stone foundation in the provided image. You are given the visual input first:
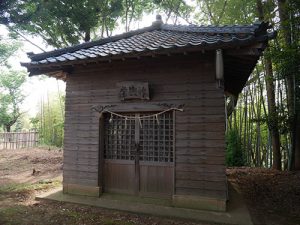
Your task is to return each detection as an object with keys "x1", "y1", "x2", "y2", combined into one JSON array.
[
  {"x1": 63, "y1": 183, "x2": 101, "y2": 197},
  {"x1": 172, "y1": 195, "x2": 227, "y2": 212},
  {"x1": 63, "y1": 184, "x2": 226, "y2": 212}
]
